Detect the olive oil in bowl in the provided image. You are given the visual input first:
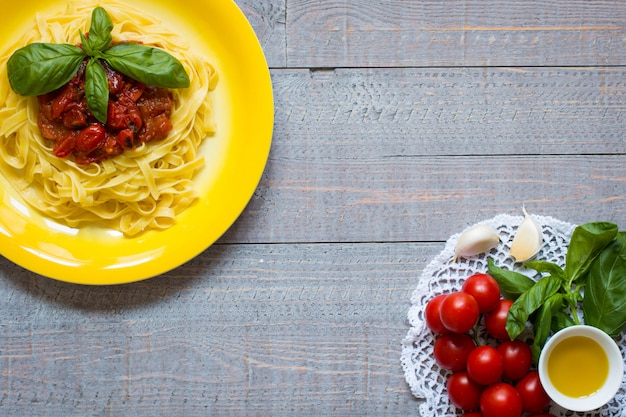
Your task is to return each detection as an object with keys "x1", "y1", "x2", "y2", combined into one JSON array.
[
  {"x1": 539, "y1": 325, "x2": 624, "y2": 412},
  {"x1": 547, "y1": 335, "x2": 608, "y2": 397}
]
